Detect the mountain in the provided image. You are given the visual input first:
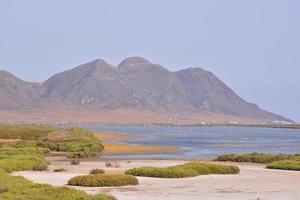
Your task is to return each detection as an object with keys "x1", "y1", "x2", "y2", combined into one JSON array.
[
  {"x1": 0, "y1": 70, "x2": 39, "y2": 110},
  {"x1": 0, "y1": 57, "x2": 293, "y2": 124}
]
